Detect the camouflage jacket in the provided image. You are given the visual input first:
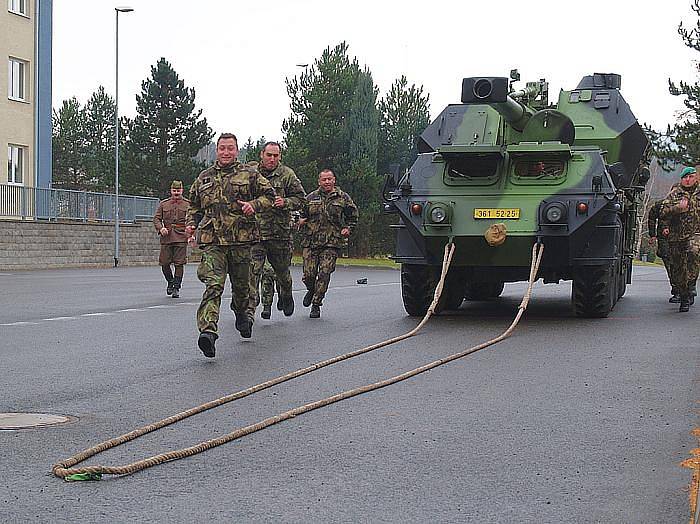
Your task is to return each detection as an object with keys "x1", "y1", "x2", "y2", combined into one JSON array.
[
  {"x1": 660, "y1": 183, "x2": 700, "y2": 242},
  {"x1": 300, "y1": 186, "x2": 359, "y2": 248},
  {"x1": 186, "y1": 161, "x2": 275, "y2": 246},
  {"x1": 153, "y1": 197, "x2": 190, "y2": 244},
  {"x1": 647, "y1": 200, "x2": 671, "y2": 239},
  {"x1": 255, "y1": 163, "x2": 306, "y2": 241}
]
